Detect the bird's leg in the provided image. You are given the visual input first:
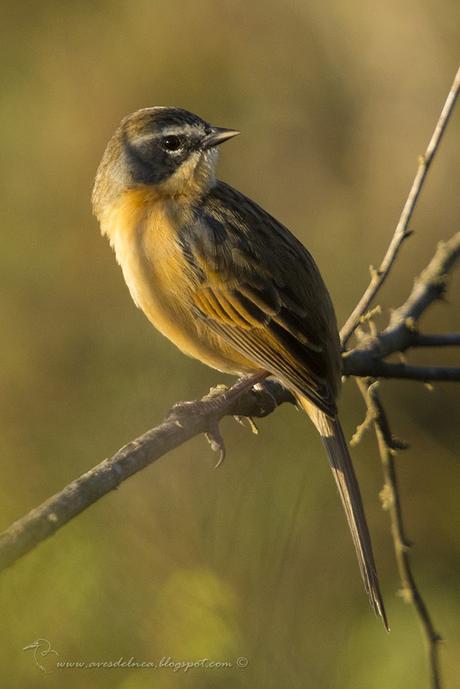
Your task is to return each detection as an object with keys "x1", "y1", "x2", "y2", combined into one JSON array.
[{"x1": 167, "y1": 371, "x2": 269, "y2": 467}]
